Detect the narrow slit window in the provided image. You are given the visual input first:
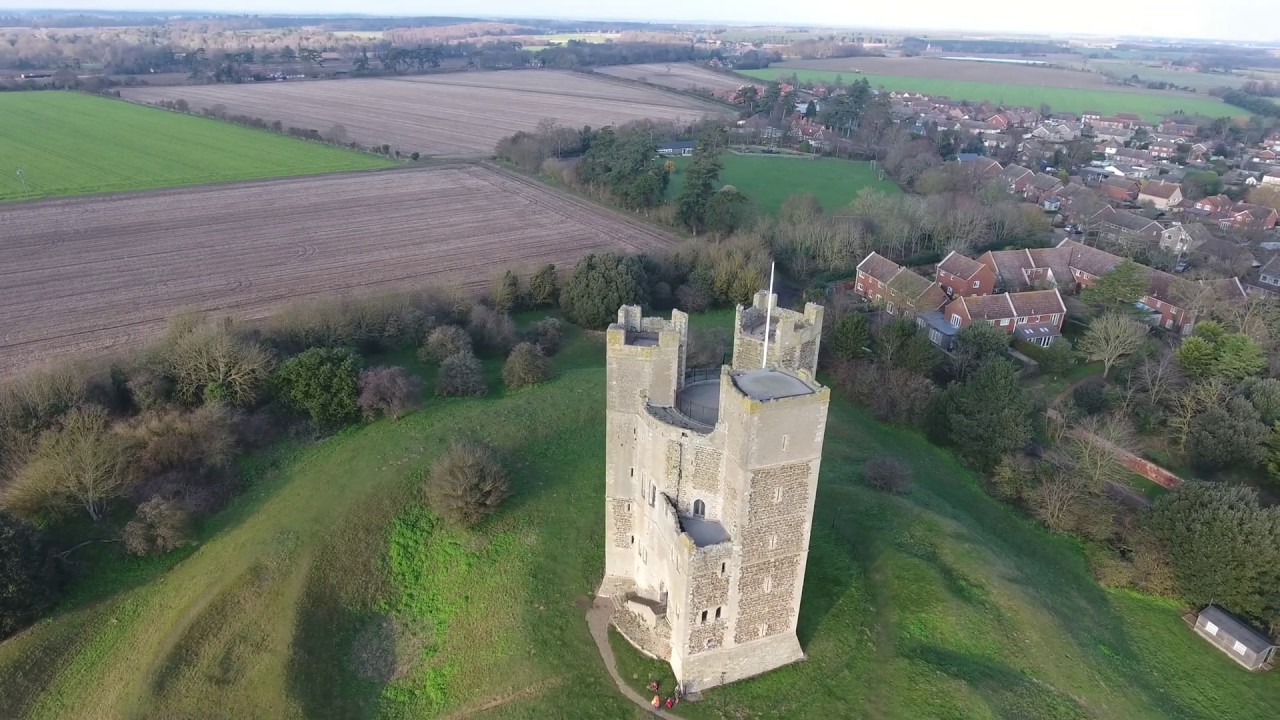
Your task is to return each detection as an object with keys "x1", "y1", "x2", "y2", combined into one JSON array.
[
  {"x1": 769, "y1": 534, "x2": 778, "y2": 550},
  {"x1": 764, "y1": 576, "x2": 773, "y2": 594},
  {"x1": 714, "y1": 607, "x2": 721, "y2": 620},
  {"x1": 773, "y1": 487, "x2": 783, "y2": 503}
]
